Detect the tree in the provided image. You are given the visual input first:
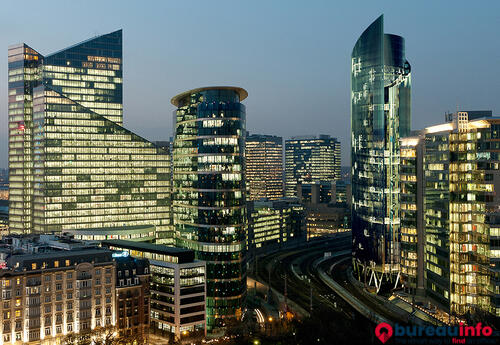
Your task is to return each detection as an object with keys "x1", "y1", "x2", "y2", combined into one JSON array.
[{"x1": 62, "y1": 326, "x2": 145, "y2": 345}]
